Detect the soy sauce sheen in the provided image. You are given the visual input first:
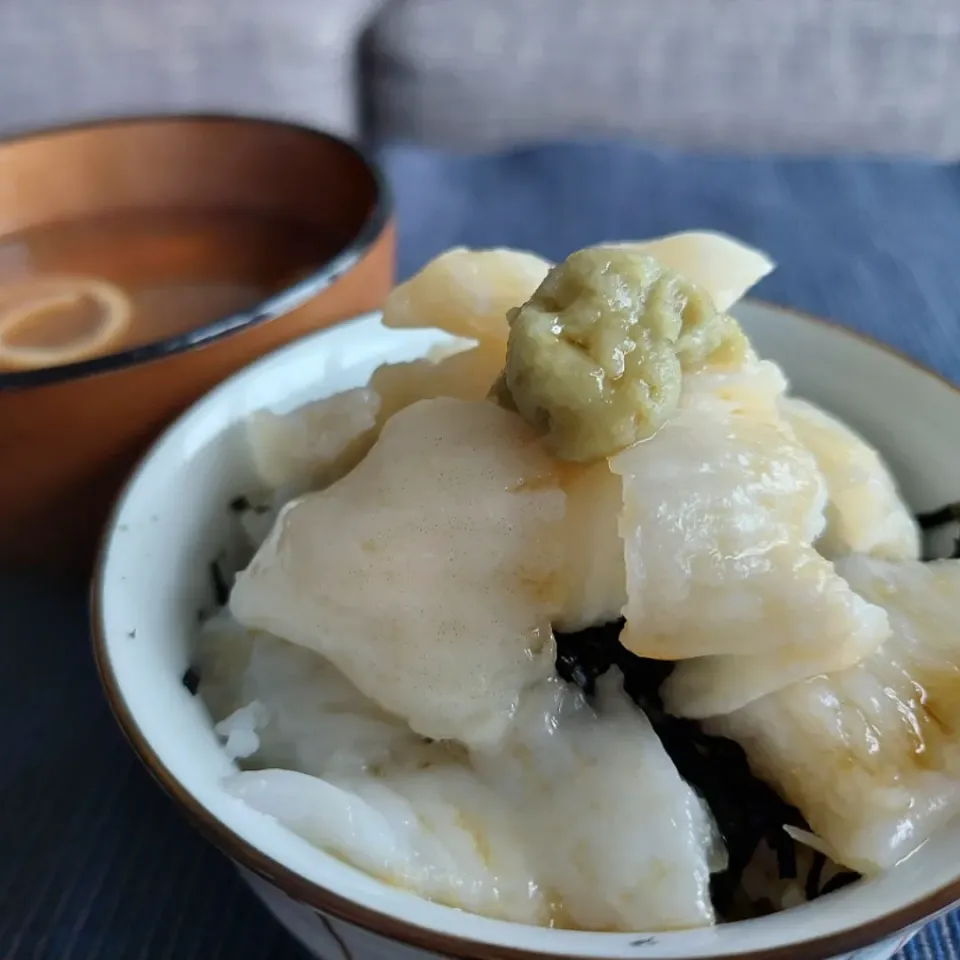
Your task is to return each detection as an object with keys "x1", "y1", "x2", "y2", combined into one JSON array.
[{"x1": 0, "y1": 209, "x2": 338, "y2": 371}]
